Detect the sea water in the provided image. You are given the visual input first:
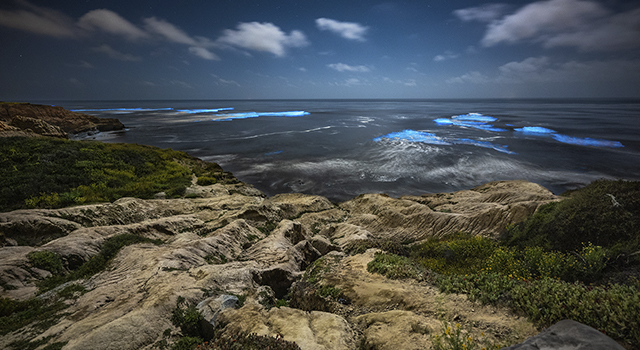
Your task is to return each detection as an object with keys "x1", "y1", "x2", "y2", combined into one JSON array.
[{"x1": 47, "y1": 99, "x2": 640, "y2": 202}]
